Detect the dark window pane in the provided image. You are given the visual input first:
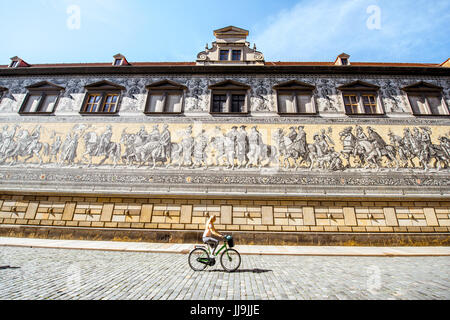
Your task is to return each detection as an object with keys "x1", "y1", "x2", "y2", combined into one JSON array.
[
  {"x1": 427, "y1": 95, "x2": 442, "y2": 115},
  {"x1": 220, "y1": 50, "x2": 229, "y2": 61},
  {"x1": 23, "y1": 94, "x2": 42, "y2": 112},
  {"x1": 408, "y1": 95, "x2": 427, "y2": 114},
  {"x1": 39, "y1": 94, "x2": 58, "y2": 113},
  {"x1": 344, "y1": 95, "x2": 359, "y2": 114},
  {"x1": 232, "y1": 50, "x2": 241, "y2": 61},
  {"x1": 362, "y1": 95, "x2": 377, "y2": 114},
  {"x1": 212, "y1": 94, "x2": 227, "y2": 112},
  {"x1": 231, "y1": 95, "x2": 245, "y2": 113},
  {"x1": 114, "y1": 59, "x2": 123, "y2": 66}
]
